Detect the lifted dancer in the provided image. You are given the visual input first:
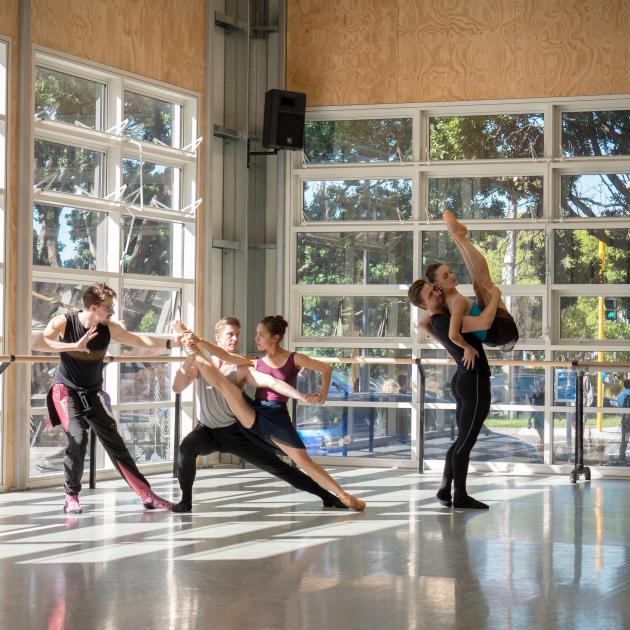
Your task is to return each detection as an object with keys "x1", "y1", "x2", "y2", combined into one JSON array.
[{"x1": 424, "y1": 210, "x2": 519, "y2": 353}]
